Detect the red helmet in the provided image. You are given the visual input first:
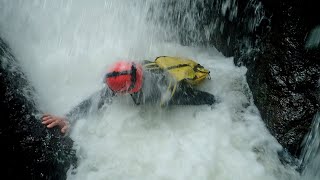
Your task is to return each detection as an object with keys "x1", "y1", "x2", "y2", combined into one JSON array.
[{"x1": 105, "y1": 61, "x2": 143, "y2": 94}]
